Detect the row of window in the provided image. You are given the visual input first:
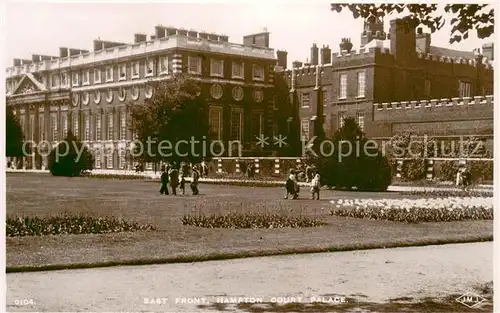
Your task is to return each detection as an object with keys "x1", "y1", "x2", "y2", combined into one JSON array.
[
  {"x1": 300, "y1": 112, "x2": 365, "y2": 141},
  {"x1": 208, "y1": 107, "x2": 264, "y2": 141},
  {"x1": 20, "y1": 111, "x2": 128, "y2": 143},
  {"x1": 300, "y1": 72, "x2": 365, "y2": 107},
  {"x1": 35, "y1": 57, "x2": 265, "y2": 89},
  {"x1": 94, "y1": 149, "x2": 128, "y2": 170}
]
